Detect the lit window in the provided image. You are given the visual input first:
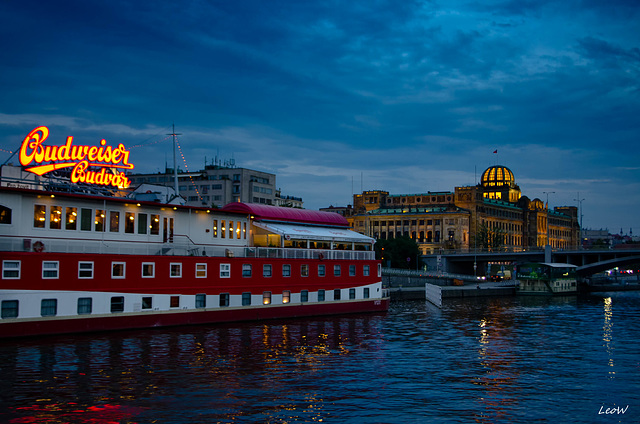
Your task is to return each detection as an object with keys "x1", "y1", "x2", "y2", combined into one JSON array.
[
  {"x1": 301, "y1": 264, "x2": 309, "y2": 277},
  {"x1": 78, "y1": 262, "x2": 94, "y2": 279},
  {"x1": 125, "y1": 212, "x2": 135, "y2": 233},
  {"x1": 150, "y1": 214, "x2": 160, "y2": 235},
  {"x1": 170, "y1": 263, "x2": 182, "y2": 278},
  {"x1": 109, "y1": 211, "x2": 119, "y2": 232},
  {"x1": 2, "y1": 261, "x2": 20, "y2": 279},
  {"x1": 42, "y1": 261, "x2": 59, "y2": 279},
  {"x1": 282, "y1": 290, "x2": 291, "y2": 304},
  {"x1": 65, "y1": 207, "x2": 77, "y2": 230},
  {"x1": 95, "y1": 209, "x2": 105, "y2": 232},
  {"x1": 33, "y1": 205, "x2": 46, "y2": 228},
  {"x1": 213, "y1": 220, "x2": 218, "y2": 237},
  {"x1": 263, "y1": 291, "x2": 272, "y2": 305},
  {"x1": 196, "y1": 263, "x2": 207, "y2": 278},
  {"x1": 49, "y1": 206, "x2": 62, "y2": 230}
]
